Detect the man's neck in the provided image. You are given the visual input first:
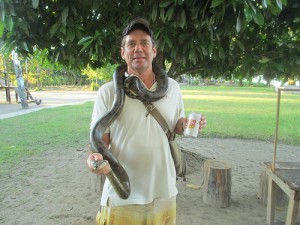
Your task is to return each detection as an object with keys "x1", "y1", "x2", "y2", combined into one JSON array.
[
  {"x1": 128, "y1": 67, "x2": 156, "y2": 89},
  {"x1": 140, "y1": 72, "x2": 156, "y2": 89}
]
